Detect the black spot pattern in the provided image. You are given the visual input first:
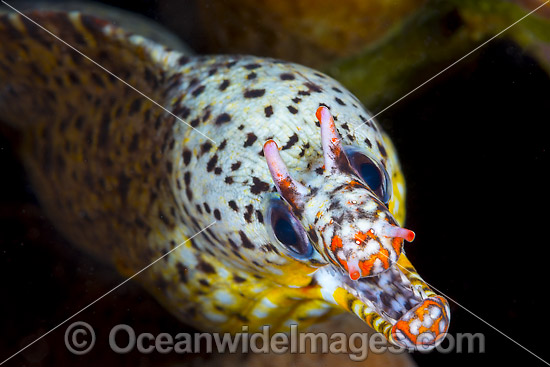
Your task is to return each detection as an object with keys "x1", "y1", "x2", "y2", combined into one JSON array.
[
  {"x1": 231, "y1": 161, "x2": 241, "y2": 171},
  {"x1": 244, "y1": 89, "x2": 265, "y2": 98},
  {"x1": 244, "y1": 63, "x2": 261, "y2": 70},
  {"x1": 176, "y1": 263, "x2": 188, "y2": 283},
  {"x1": 244, "y1": 204, "x2": 254, "y2": 223},
  {"x1": 282, "y1": 133, "x2": 298, "y2": 150},
  {"x1": 182, "y1": 149, "x2": 192, "y2": 165},
  {"x1": 197, "y1": 260, "x2": 216, "y2": 274},
  {"x1": 219, "y1": 79, "x2": 230, "y2": 91},
  {"x1": 215, "y1": 113, "x2": 231, "y2": 125},
  {"x1": 243, "y1": 133, "x2": 258, "y2": 147},
  {"x1": 335, "y1": 97, "x2": 346, "y2": 106},
  {"x1": 239, "y1": 231, "x2": 255, "y2": 249},
  {"x1": 280, "y1": 73, "x2": 295, "y2": 80},
  {"x1": 250, "y1": 177, "x2": 270, "y2": 194},
  {"x1": 206, "y1": 154, "x2": 218, "y2": 172},
  {"x1": 228, "y1": 200, "x2": 239, "y2": 212}
]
